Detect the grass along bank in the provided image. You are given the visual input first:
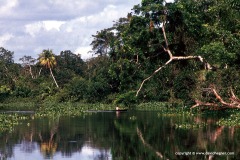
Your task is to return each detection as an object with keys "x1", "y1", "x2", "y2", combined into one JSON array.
[{"x1": 1, "y1": 101, "x2": 240, "y2": 127}]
